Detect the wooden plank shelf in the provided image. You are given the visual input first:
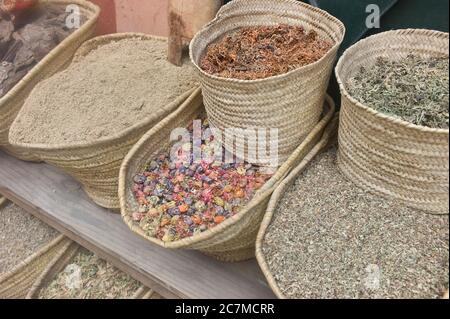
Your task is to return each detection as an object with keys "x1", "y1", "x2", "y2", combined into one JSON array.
[{"x1": 0, "y1": 151, "x2": 275, "y2": 299}]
